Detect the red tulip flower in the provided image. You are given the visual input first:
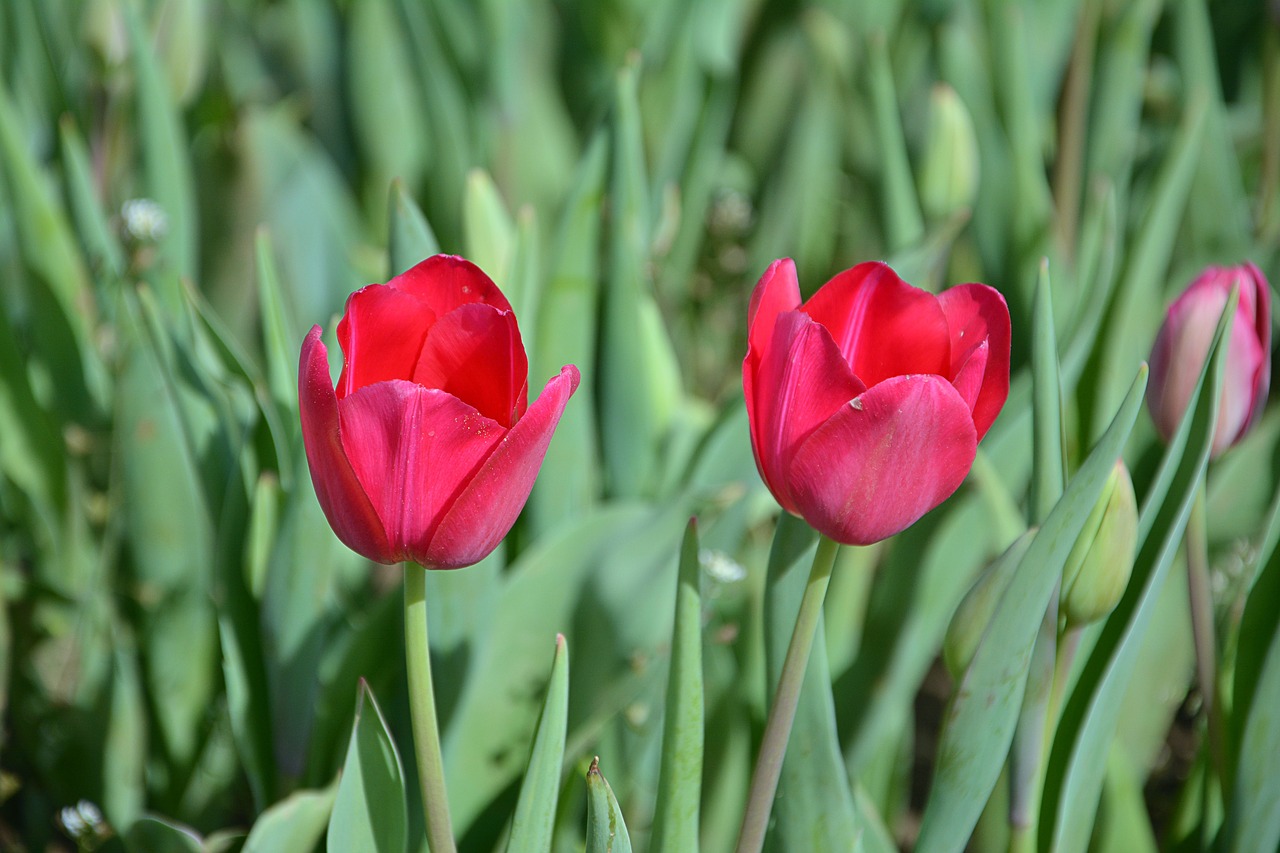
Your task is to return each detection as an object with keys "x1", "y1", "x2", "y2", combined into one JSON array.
[
  {"x1": 743, "y1": 259, "x2": 1010, "y2": 545},
  {"x1": 1147, "y1": 263, "x2": 1271, "y2": 458},
  {"x1": 299, "y1": 255, "x2": 579, "y2": 568}
]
